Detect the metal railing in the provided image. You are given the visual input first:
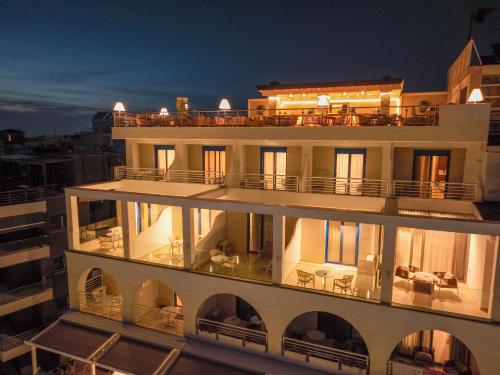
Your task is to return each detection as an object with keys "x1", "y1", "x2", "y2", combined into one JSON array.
[
  {"x1": 0, "y1": 282, "x2": 51, "y2": 305},
  {"x1": 114, "y1": 166, "x2": 166, "y2": 181},
  {"x1": 392, "y1": 180, "x2": 479, "y2": 201},
  {"x1": 225, "y1": 173, "x2": 299, "y2": 192},
  {"x1": 0, "y1": 328, "x2": 41, "y2": 352},
  {"x1": 133, "y1": 303, "x2": 184, "y2": 335},
  {"x1": 303, "y1": 177, "x2": 389, "y2": 197},
  {"x1": 282, "y1": 337, "x2": 369, "y2": 370},
  {"x1": 113, "y1": 105, "x2": 440, "y2": 128},
  {"x1": 387, "y1": 360, "x2": 445, "y2": 375},
  {"x1": 0, "y1": 235, "x2": 48, "y2": 255},
  {"x1": 77, "y1": 290, "x2": 122, "y2": 321},
  {"x1": 0, "y1": 184, "x2": 66, "y2": 207},
  {"x1": 167, "y1": 170, "x2": 224, "y2": 185},
  {"x1": 196, "y1": 317, "x2": 268, "y2": 351}
]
